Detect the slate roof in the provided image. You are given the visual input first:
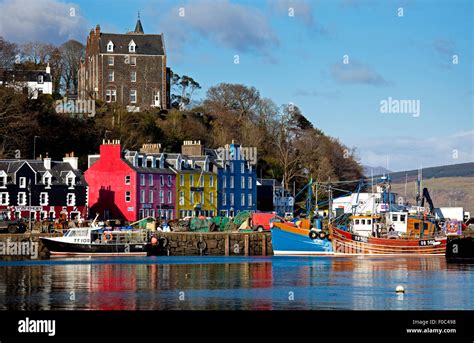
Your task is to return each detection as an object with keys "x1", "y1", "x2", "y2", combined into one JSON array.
[
  {"x1": 0, "y1": 69, "x2": 52, "y2": 83},
  {"x1": 100, "y1": 33, "x2": 164, "y2": 55}
]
